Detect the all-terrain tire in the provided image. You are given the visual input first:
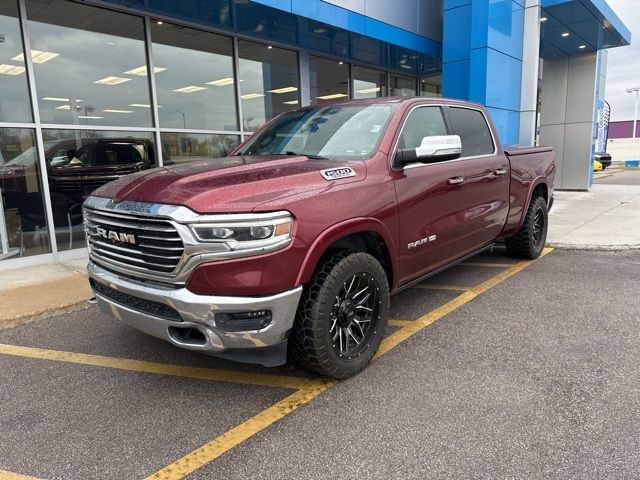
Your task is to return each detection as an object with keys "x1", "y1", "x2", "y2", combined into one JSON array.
[
  {"x1": 290, "y1": 251, "x2": 390, "y2": 379},
  {"x1": 505, "y1": 195, "x2": 548, "y2": 259}
]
